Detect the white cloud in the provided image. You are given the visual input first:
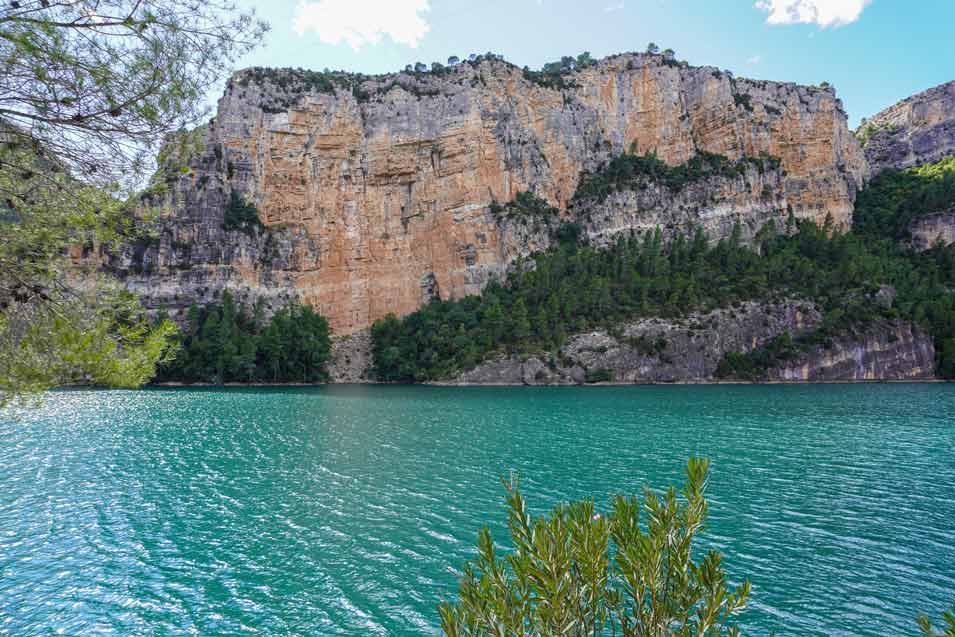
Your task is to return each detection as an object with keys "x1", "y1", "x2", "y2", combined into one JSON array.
[
  {"x1": 293, "y1": 0, "x2": 430, "y2": 49},
  {"x1": 755, "y1": 0, "x2": 872, "y2": 27},
  {"x1": 747, "y1": 54, "x2": 762, "y2": 64},
  {"x1": 604, "y1": 1, "x2": 625, "y2": 12}
]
